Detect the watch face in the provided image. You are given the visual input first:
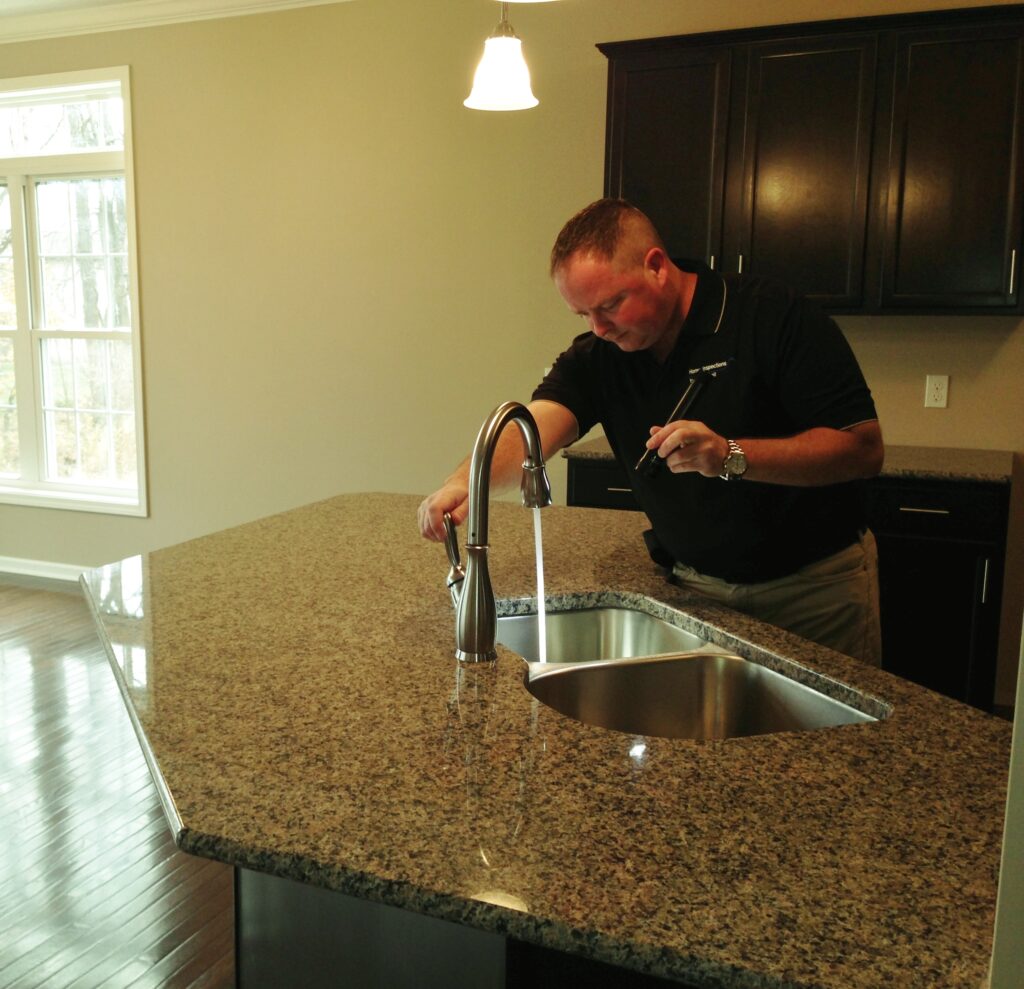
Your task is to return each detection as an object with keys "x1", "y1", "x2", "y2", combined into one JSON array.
[
  {"x1": 720, "y1": 441, "x2": 746, "y2": 480},
  {"x1": 725, "y1": 450, "x2": 747, "y2": 476}
]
